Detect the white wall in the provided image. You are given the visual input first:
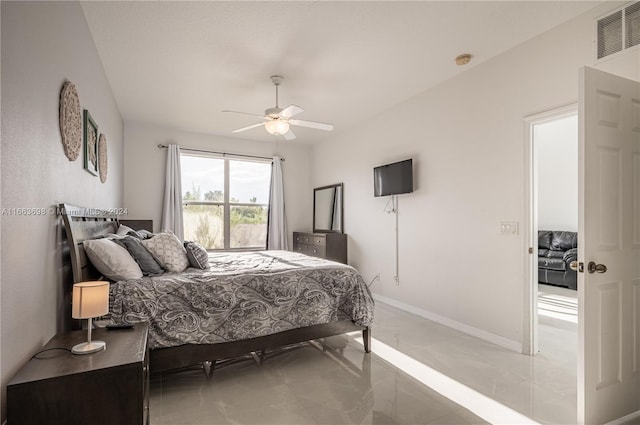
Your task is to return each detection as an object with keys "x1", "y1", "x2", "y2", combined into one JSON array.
[
  {"x1": 535, "y1": 115, "x2": 578, "y2": 232},
  {"x1": 1, "y1": 2, "x2": 123, "y2": 419},
  {"x1": 311, "y1": 3, "x2": 639, "y2": 350},
  {"x1": 123, "y1": 122, "x2": 312, "y2": 248}
]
